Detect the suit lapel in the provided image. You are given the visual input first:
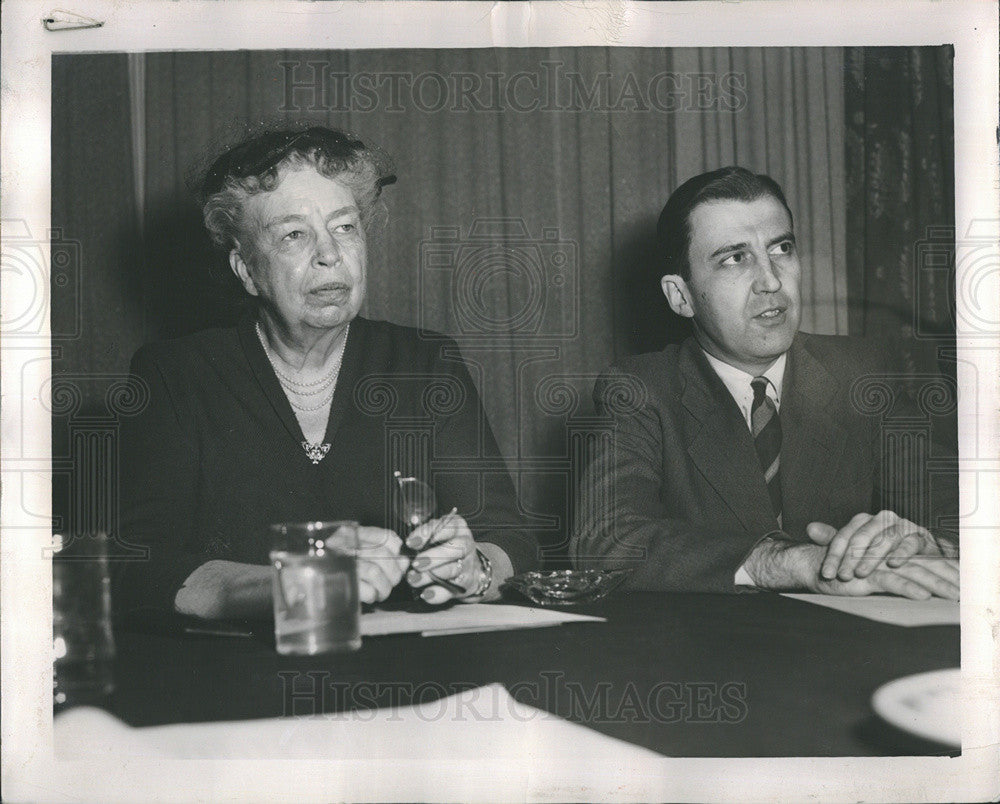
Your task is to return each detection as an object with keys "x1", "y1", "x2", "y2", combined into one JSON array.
[
  {"x1": 780, "y1": 336, "x2": 848, "y2": 531},
  {"x1": 677, "y1": 340, "x2": 778, "y2": 534}
]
